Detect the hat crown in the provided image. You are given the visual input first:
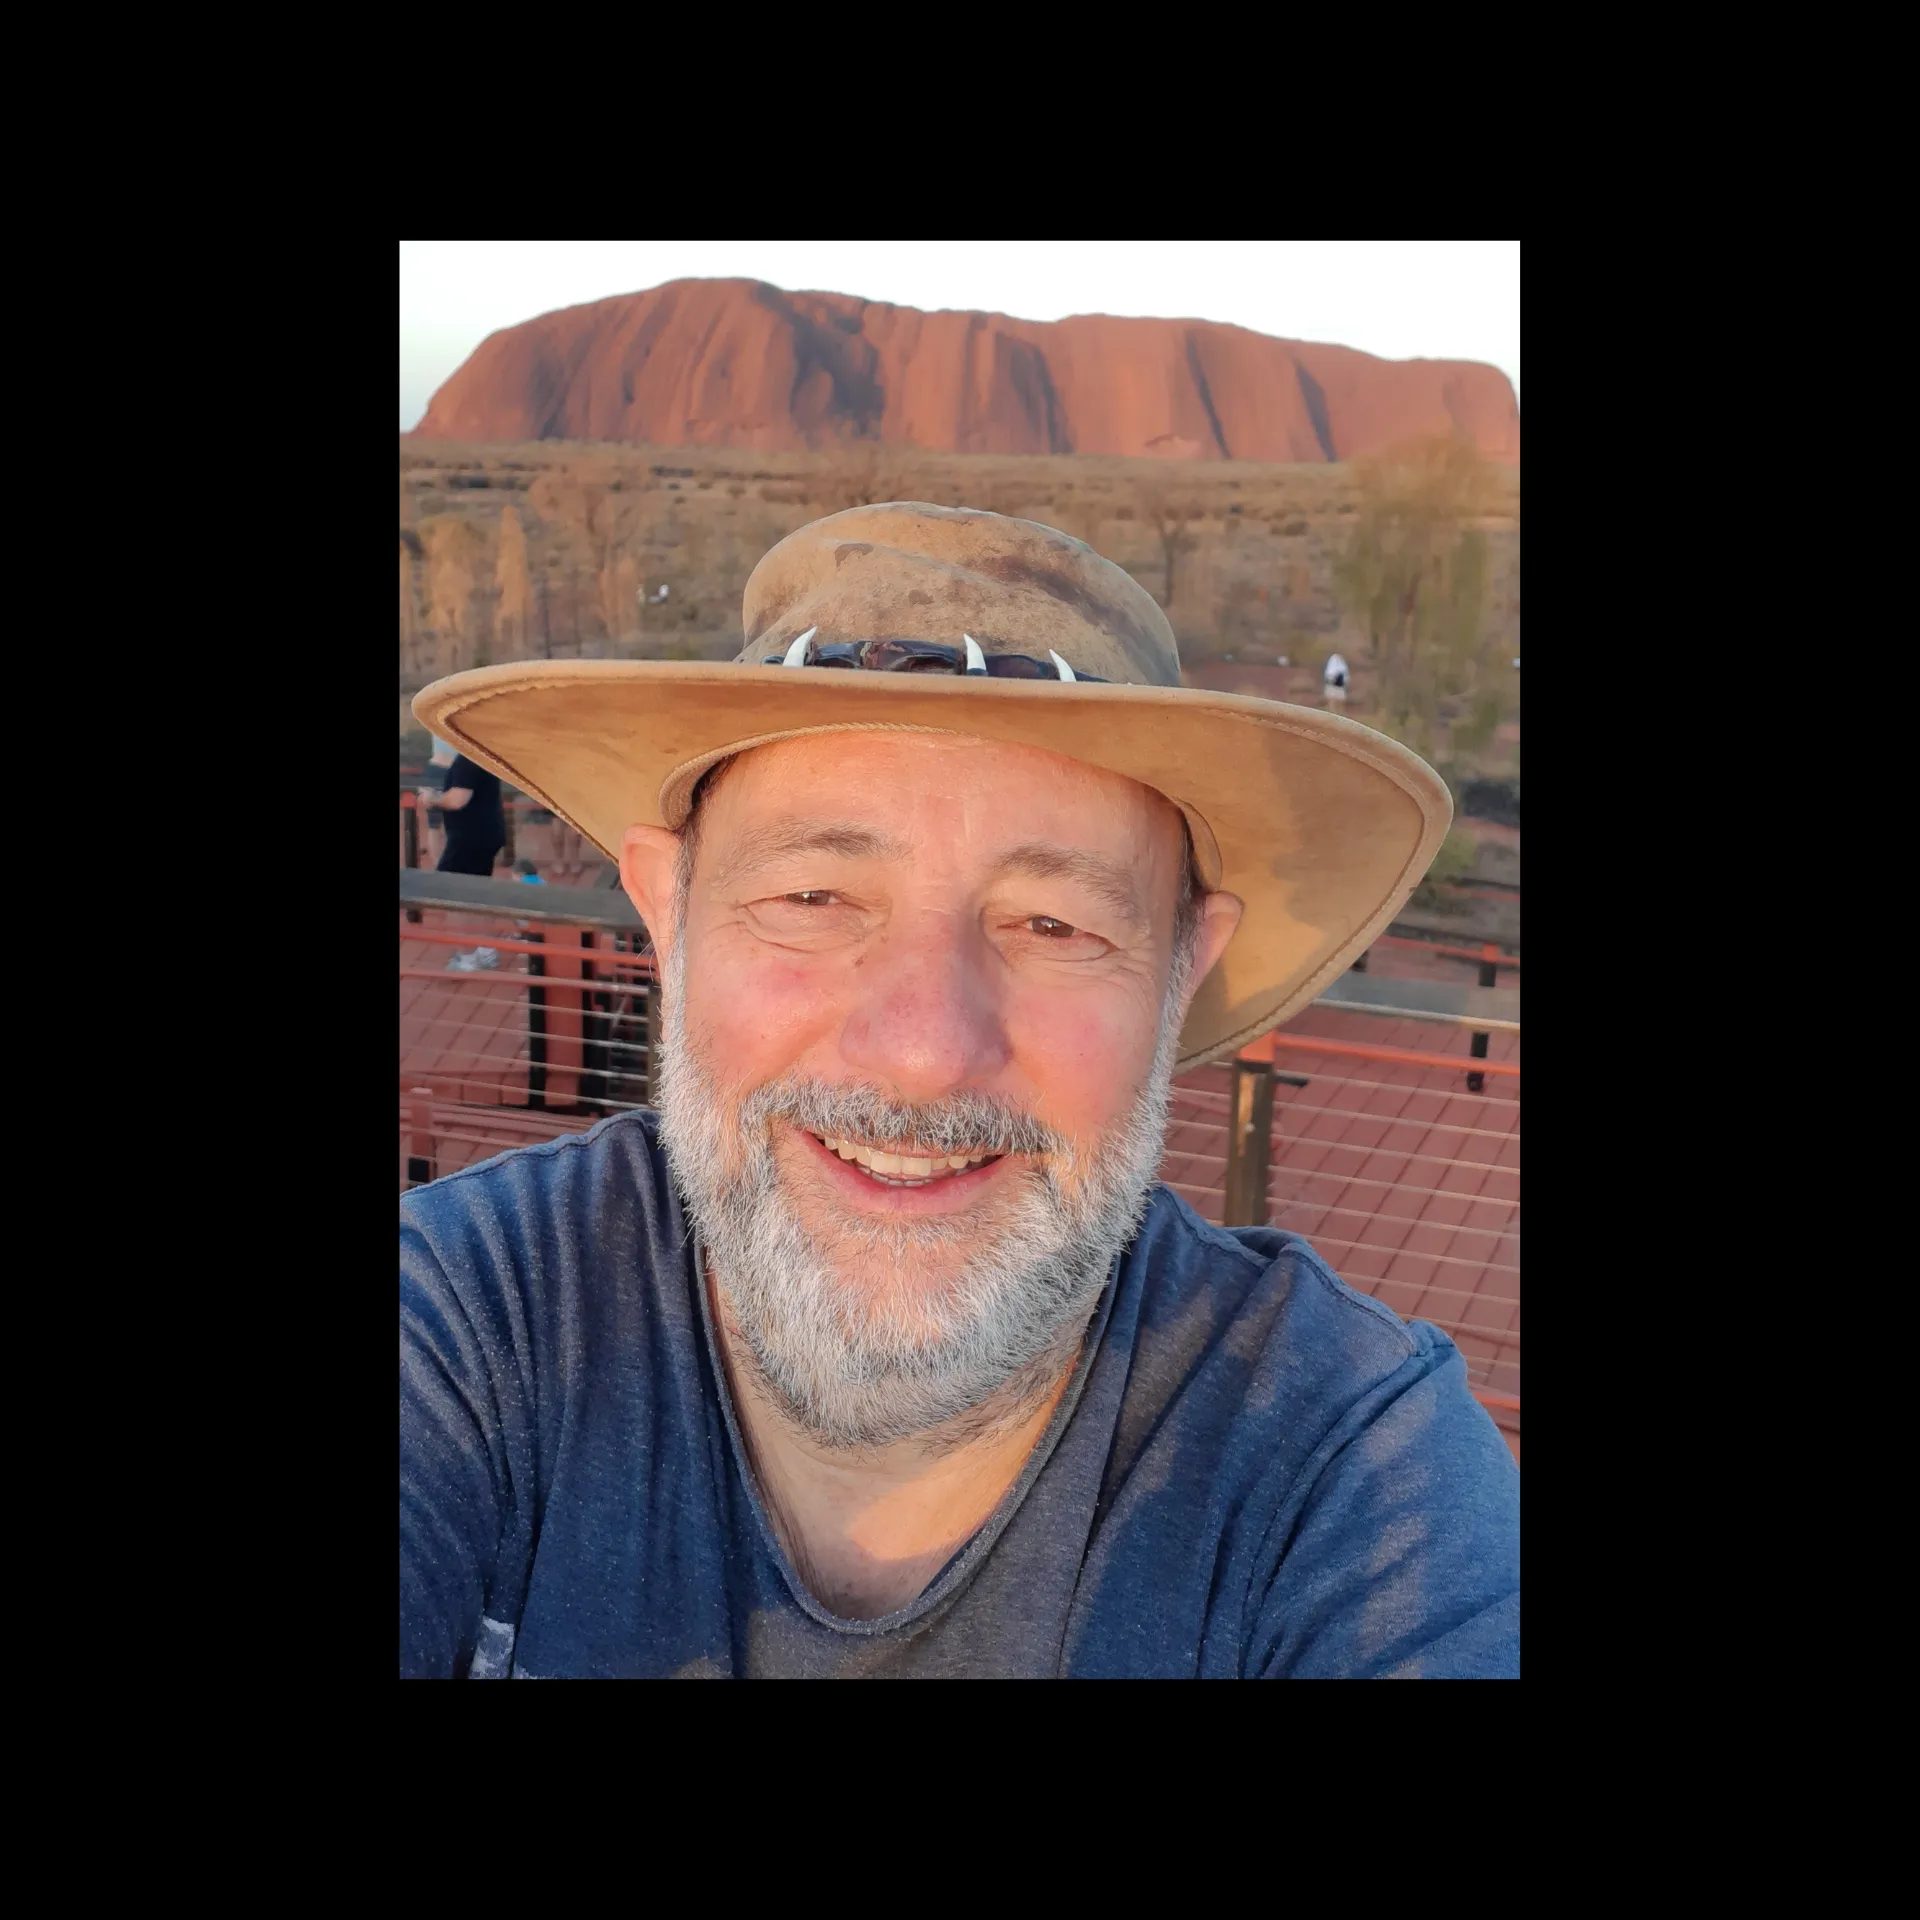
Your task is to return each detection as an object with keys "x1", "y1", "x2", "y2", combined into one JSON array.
[{"x1": 738, "y1": 502, "x2": 1182, "y2": 687}]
